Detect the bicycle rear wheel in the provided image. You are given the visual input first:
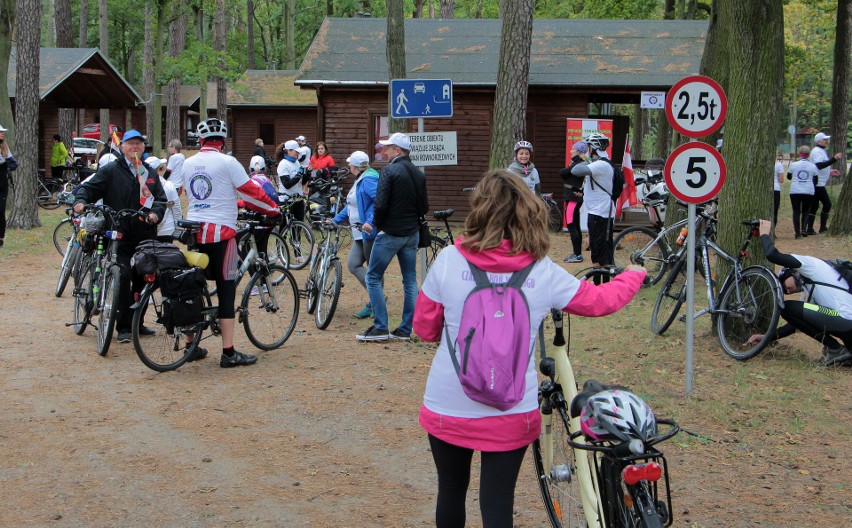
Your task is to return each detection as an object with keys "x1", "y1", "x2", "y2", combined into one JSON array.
[
  {"x1": 267, "y1": 231, "x2": 291, "y2": 272},
  {"x1": 241, "y1": 264, "x2": 300, "y2": 350},
  {"x1": 631, "y1": 481, "x2": 666, "y2": 528},
  {"x1": 73, "y1": 255, "x2": 94, "y2": 335},
  {"x1": 613, "y1": 226, "x2": 668, "y2": 286},
  {"x1": 283, "y1": 221, "x2": 314, "y2": 270},
  {"x1": 96, "y1": 264, "x2": 121, "y2": 357},
  {"x1": 315, "y1": 258, "x2": 343, "y2": 330},
  {"x1": 424, "y1": 235, "x2": 446, "y2": 270},
  {"x1": 132, "y1": 285, "x2": 199, "y2": 371},
  {"x1": 651, "y1": 258, "x2": 687, "y2": 335},
  {"x1": 55, "y1": 242, "x2": 81, "y2": 297},
  {"x1": 546, "y1": 200, "x2": 563, "y2": 233},
  {"x1": 53, "y1": 217, "x2": 75, "y2": 256},
  {"x1": 37, "y1": 180, "x2": 63, "y2": 210},
  {"x1": 716, "y1": 266, "x2": 781, "y2": 361},
  {"x1": 306, "y1": 249, "x2": 323, "y2": 314}
]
